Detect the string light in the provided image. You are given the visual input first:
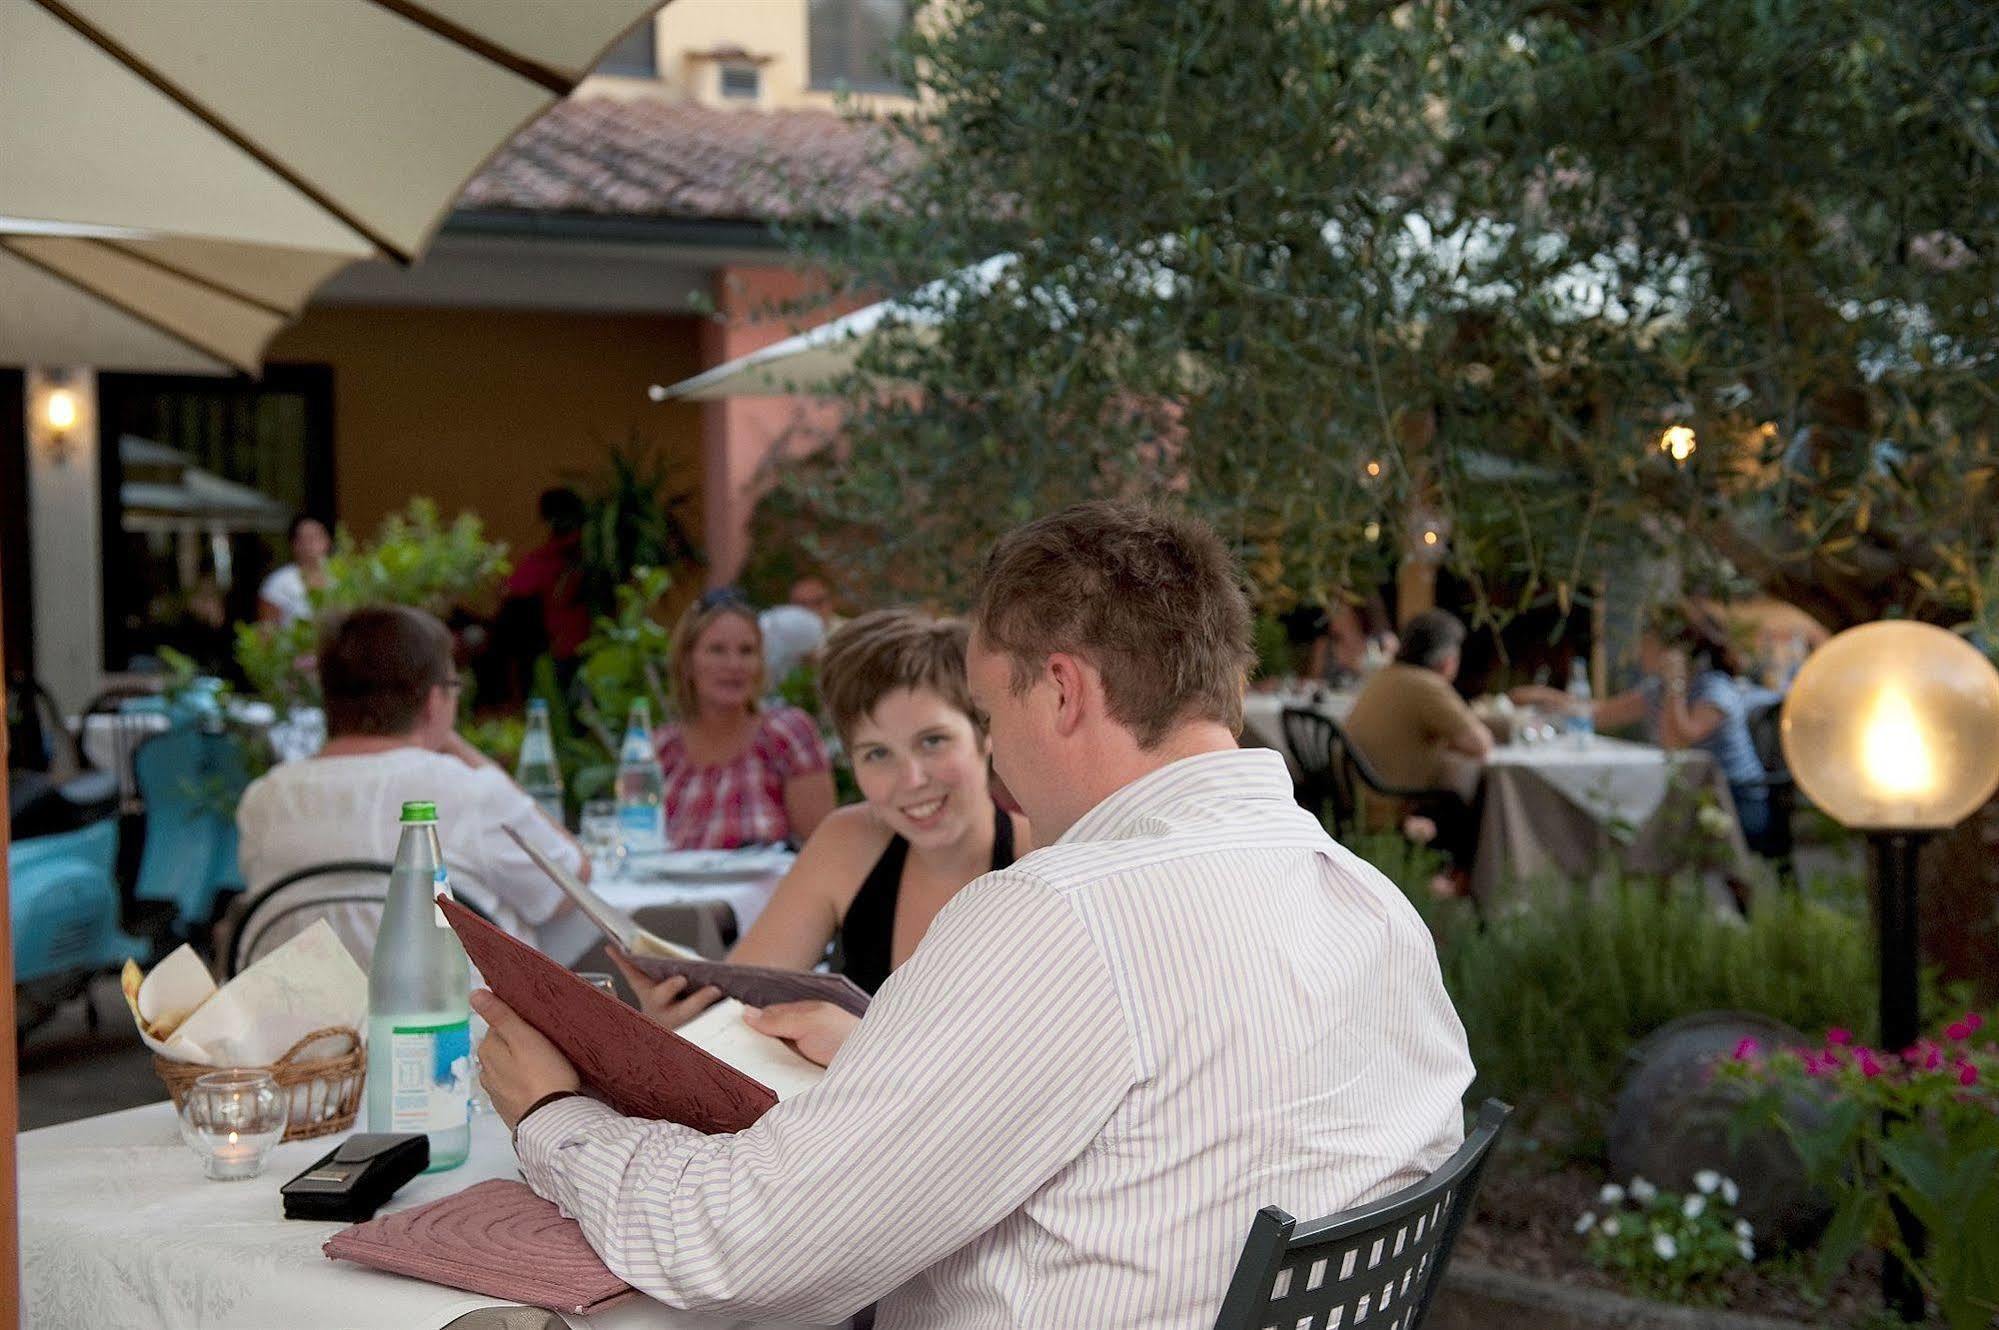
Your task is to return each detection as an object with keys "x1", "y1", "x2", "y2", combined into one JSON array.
[{"x1": 1659, "y1": 424, "x2": 1697, "y2": 463}]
